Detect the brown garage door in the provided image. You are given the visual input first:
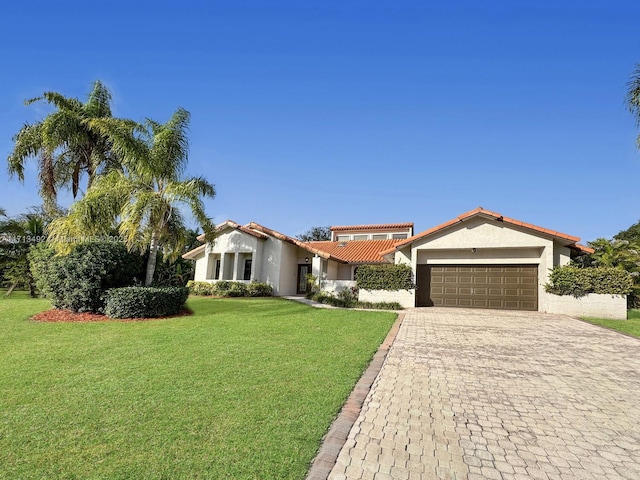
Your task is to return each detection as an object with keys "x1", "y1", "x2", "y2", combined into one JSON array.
[{"x1": 416, "y1": 265, "x2": 538, "y2": 311}]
